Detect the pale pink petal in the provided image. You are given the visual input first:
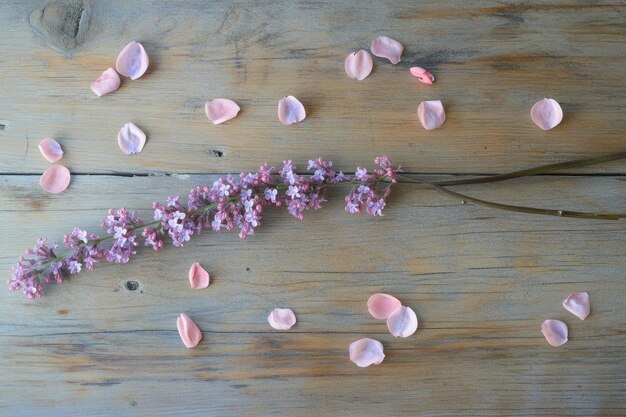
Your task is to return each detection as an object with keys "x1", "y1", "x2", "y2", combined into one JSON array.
[
  {"x1": 562, "y1": 292, "x2": 590, "y2": 320},
  {"x1": 177, "y1": 313, "x2": 203, "y2": 348},
  {"x1": 278, "y1": 96, "x2": 306, "y2": 125},
  {"x1": 530, "y1": 98, "x2": 563, "y2": 130},
  {"x1": 115, "y1": 41, "x2": 149, "y2": 80},
  {"x1": 205, "y1": 99, "x2": 241, "y2": 125},
  {"x1": 38, "y1": 137, "x2": 63, "y2": 162},
  {"x1": 410, "y1": 67, "x2": 435, "y2": 84},
  {"x1": 90, "y1": 68, "x2": 121, "y2": 97},
  {"x1": 188, "y1": 262, "x2": 210, "y2": 289},
  {"x1": 39, "y1": 165, "x2": 70, "y2": 194},
  {"x1": 370, "y1": 36, "x2": 404, "y2": 64},
  {"x1": 344, "y1": 50, "x2": 373, "y2": 81},
  {"x1": 117, "y1": 123, "x2": 146, "y2": 155},
  {"x1": 541, "y1": 319, "x2": 568, "y2": 347},
  {"x1": 349, "y1": 338, "x2": 385, "y2": 367},
  {"x1": 387, "y1": 305, "x2": 418, "y2": 338},
  {"x1": 267, "y1": 308, "x2": 296, "y2": 330},
  {"x1": 367, "y1": 293, "x2": 402, "y2": 320},
  {"x1": 417, "y1": 100, "x2": 446, "y2": 130}
]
